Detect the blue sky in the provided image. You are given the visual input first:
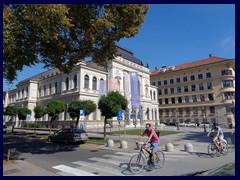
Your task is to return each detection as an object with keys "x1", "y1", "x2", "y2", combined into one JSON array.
[{"x1": 3, "y1": 4, "x2": 235, "y2": 91}]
